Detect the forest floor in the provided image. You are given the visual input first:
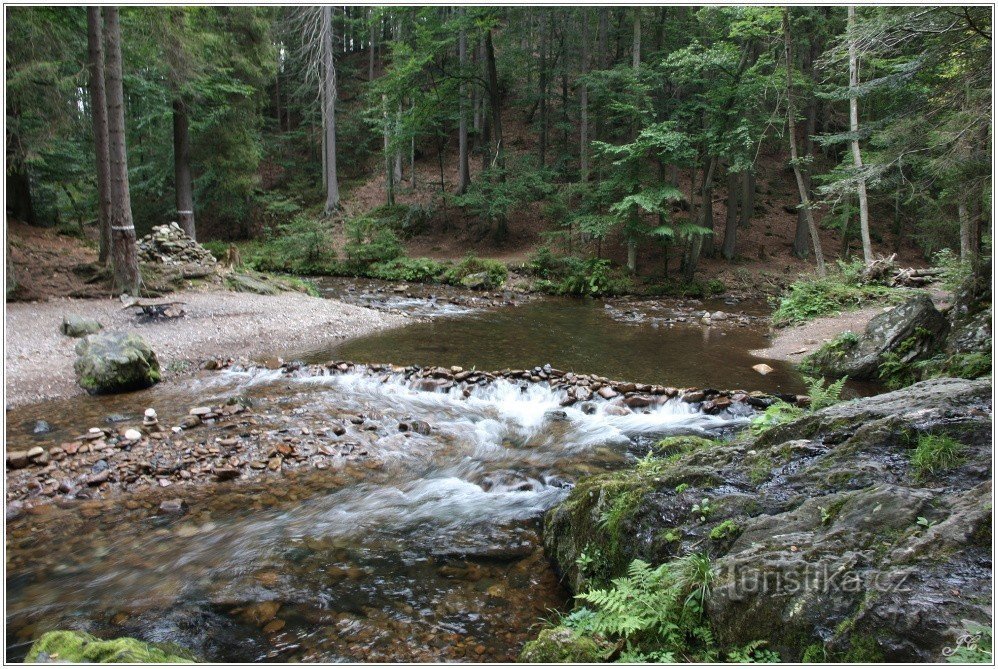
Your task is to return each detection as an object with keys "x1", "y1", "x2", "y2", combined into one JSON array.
[{"x1": 4, "y1": 287, "x2": 407, "y2": 408}]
